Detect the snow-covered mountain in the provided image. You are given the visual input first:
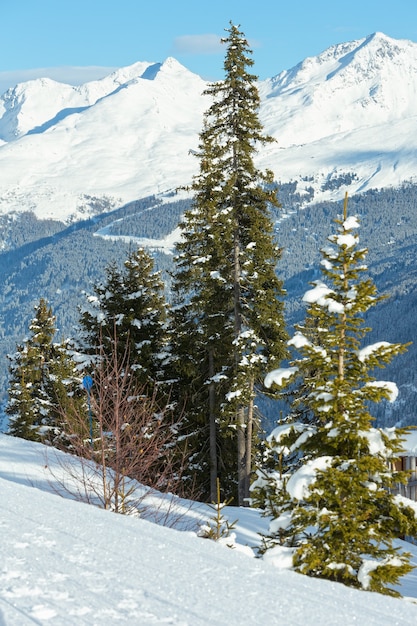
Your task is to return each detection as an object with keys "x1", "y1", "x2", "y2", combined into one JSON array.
[
  {"x1": 0, "y1": 61, "x2": 155, "y2": 142},
  {"x1": 1, "y1": 32, "x2": 417, "y2": 222},
  {"x1": 258, "y1": 31, "x2": 417, "y2": 196},
  {"x1": 0, "y1": 58, "x2": 207, "y2": 221}
]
